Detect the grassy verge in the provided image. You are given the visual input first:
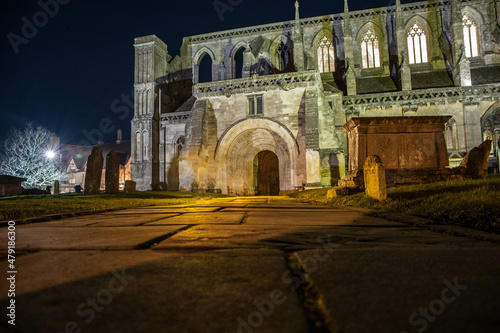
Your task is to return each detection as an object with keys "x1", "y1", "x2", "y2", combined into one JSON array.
[
  {"x1": 0, "y1": 191, "x2": 232, "y2": 222},
  {"x1": 289, "y1": 175, "x2": 500, "y2": 233}
]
